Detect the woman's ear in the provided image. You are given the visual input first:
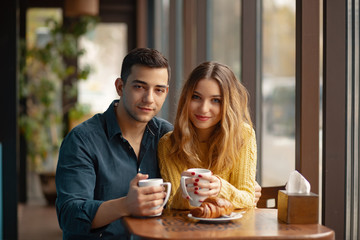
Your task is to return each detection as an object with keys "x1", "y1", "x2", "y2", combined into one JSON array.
[{"x1": 115, "y1": 78, "x2": 124, "y2": 97}]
